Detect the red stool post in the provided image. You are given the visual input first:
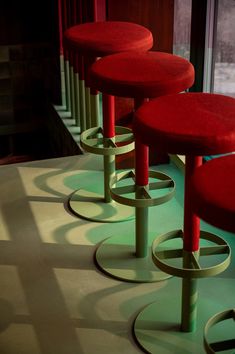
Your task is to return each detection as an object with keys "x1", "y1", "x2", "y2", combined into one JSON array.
[
  {"x1": 102, "y1": 93, "x2": 115, "y2": 203},
  {"x1": 133, "y1": 93, "x2": 235, "y2": 353},
  {"x1": 135, "y1": 98, "x2": 149, "y2": 258},
  {"x1": 88, "y1": 51, "x2": 194, "y2": 282},
  {"x1": 191, "y1": 154, "x2": 235, "y2": 353}
]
